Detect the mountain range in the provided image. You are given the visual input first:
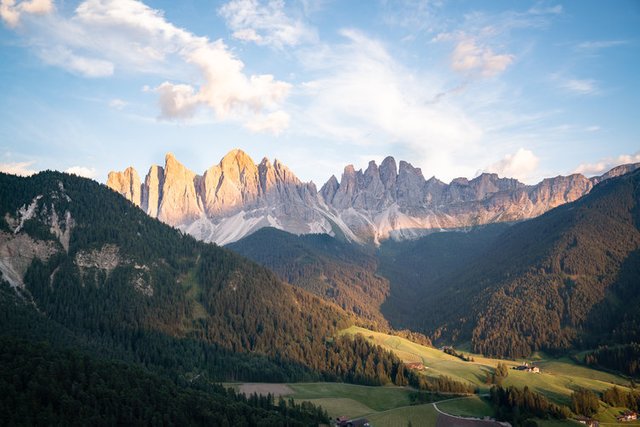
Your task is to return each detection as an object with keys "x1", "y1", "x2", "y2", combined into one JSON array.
[
  {"x1": 2, "y1": 154, "x2": 640, "y2": 424},
  {"x1": 229, "y1": 168, "x2": 640, "y2": 357},
  {"x1": 107, "y1": 149, "x2": 640, "y2": 245},
  {"x1": 0, "y1": 171, "x2": 413, "y2": 386}
]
